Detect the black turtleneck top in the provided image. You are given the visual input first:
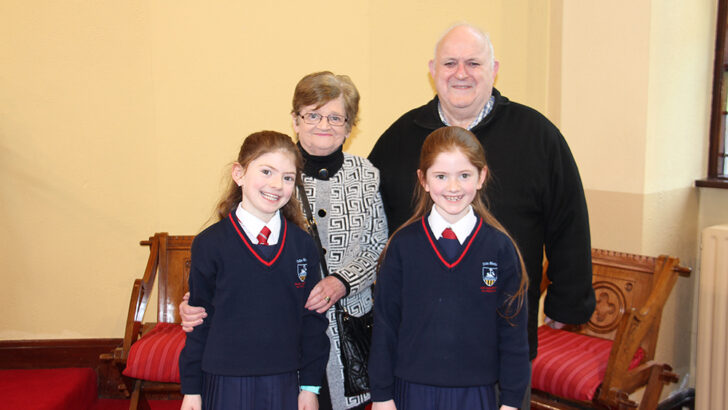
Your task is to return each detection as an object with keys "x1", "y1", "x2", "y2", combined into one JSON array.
[{"x1": 298, "y1": 142, "x2": 344, "y2": 180}]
